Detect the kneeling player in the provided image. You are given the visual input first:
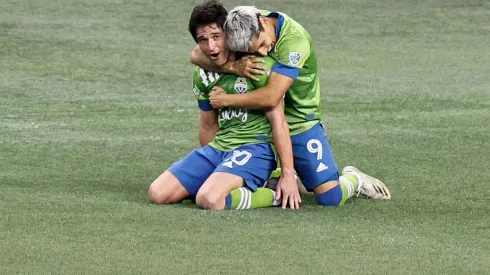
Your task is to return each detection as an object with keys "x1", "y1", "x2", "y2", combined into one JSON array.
[{"x1": 148, "y1": 1, "x2": 294, "y2": 210}]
